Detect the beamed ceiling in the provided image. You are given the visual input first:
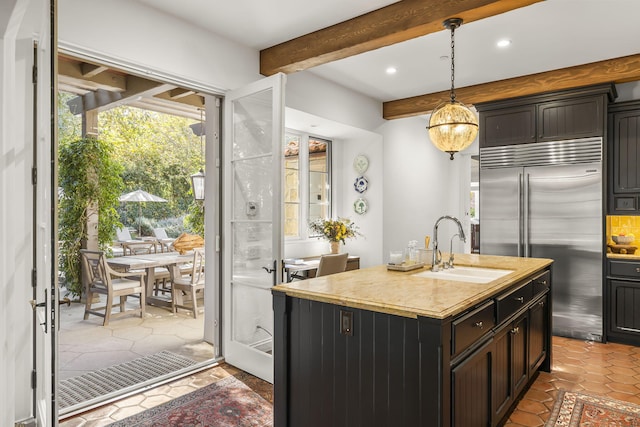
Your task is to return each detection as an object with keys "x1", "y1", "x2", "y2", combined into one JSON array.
[
  {"x1": 61, "y1": 1, "x2": 640, "y2": 121},
  {"x1": 257, "y1": 0, "x2": 640, "y2": 119}
]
